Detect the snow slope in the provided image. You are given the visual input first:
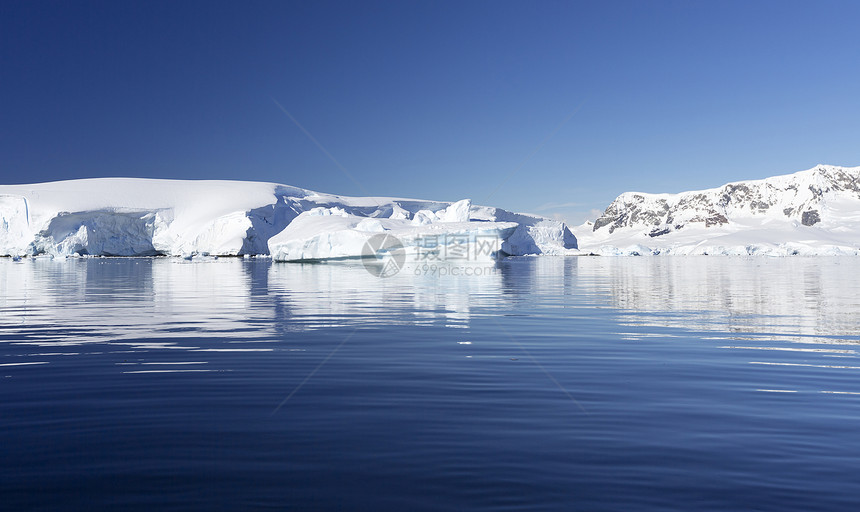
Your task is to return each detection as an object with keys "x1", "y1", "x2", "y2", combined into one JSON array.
[
  {"x1": 0, "y1": 178, "x2": 576, "y2": 259},
  {"x1": 574, "y1": 164, "x2": 860, "y2": 256}
]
